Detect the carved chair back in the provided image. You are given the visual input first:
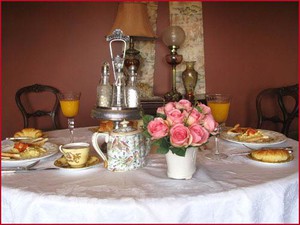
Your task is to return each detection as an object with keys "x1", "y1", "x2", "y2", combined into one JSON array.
[
  {"x1": 15, "y1": 84, "x2": 60, "y2": 130},
  {"x1": 256, "y1": 84, "x2": 298, "y2": 137}
]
